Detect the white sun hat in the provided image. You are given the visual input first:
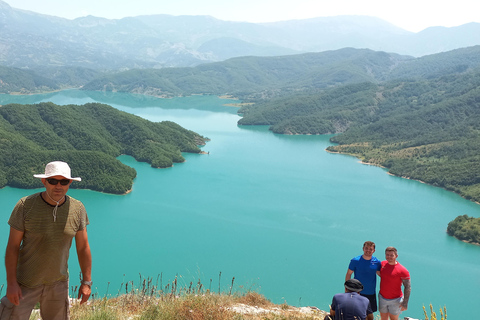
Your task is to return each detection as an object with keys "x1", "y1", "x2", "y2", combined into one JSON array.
[{"x1": 33, "y1": 161, "x2": 82, "y2": 181}]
